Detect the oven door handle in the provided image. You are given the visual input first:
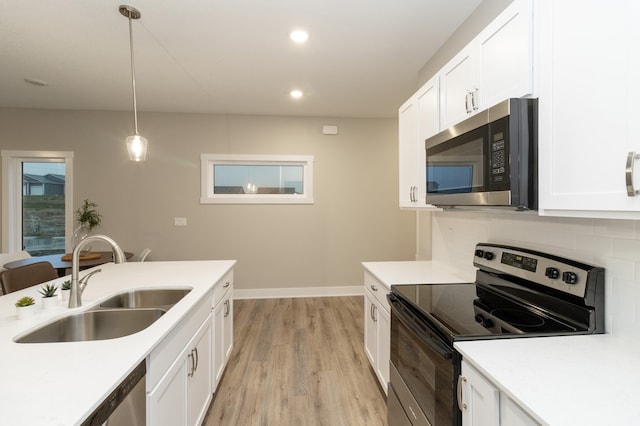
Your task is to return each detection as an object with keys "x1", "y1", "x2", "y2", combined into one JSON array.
[{"x1": 388, "y1": 294, "x2": 453, "y2": 360}]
